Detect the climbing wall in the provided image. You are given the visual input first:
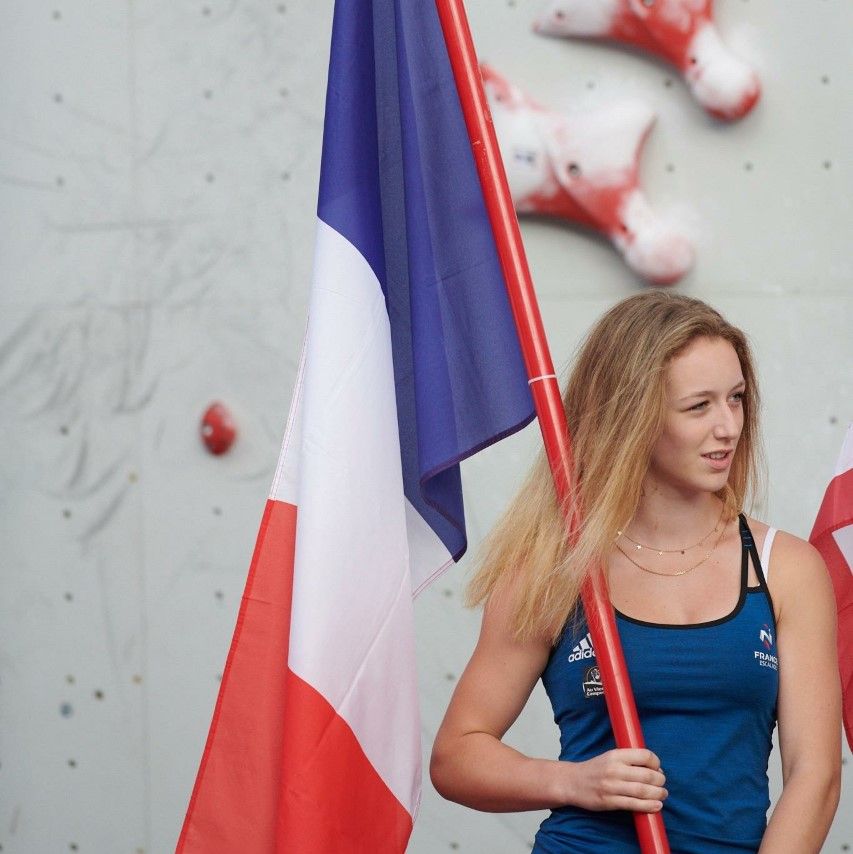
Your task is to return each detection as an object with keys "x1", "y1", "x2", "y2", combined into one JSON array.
[{"x1": 0, "y1": 1, "x2": 849, "y2": 852}]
